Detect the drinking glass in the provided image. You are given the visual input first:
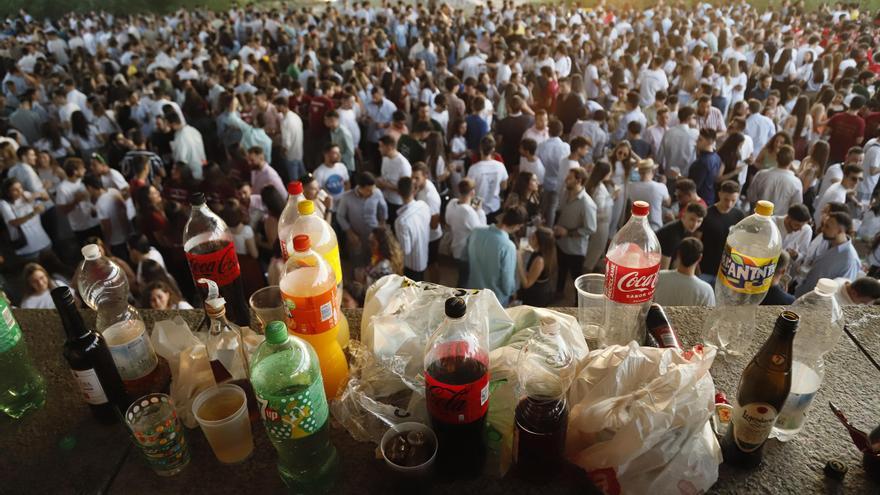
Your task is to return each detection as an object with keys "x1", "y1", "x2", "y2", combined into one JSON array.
[
  {"x1": 192, "y1": 384, "x2": 254, "y2": 464},
  {"x1": 124, "y1": 393, "x2": 190, "y2": 476},
  {"x1": 574, "y1": 274, "x2": 605, "y2": 349},
  {"x1": 249, "y1": 286, "x2": 287, "y2": 334}
]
